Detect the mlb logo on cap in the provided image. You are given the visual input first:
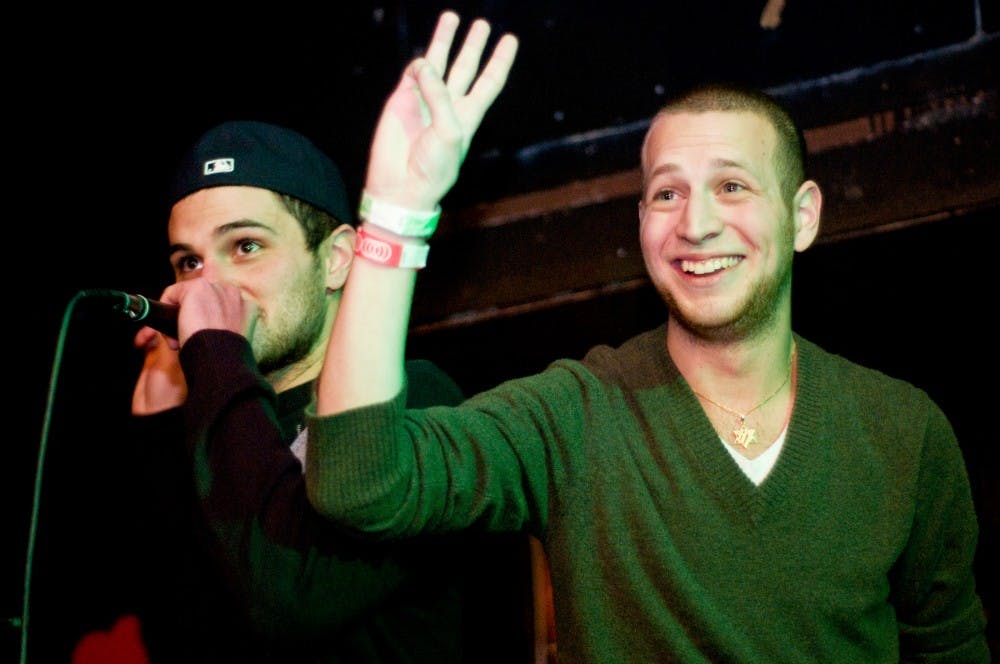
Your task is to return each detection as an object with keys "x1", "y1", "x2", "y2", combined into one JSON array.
[{"x1": 204, "y1": 158, "x2": 235, "y2": 175}]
